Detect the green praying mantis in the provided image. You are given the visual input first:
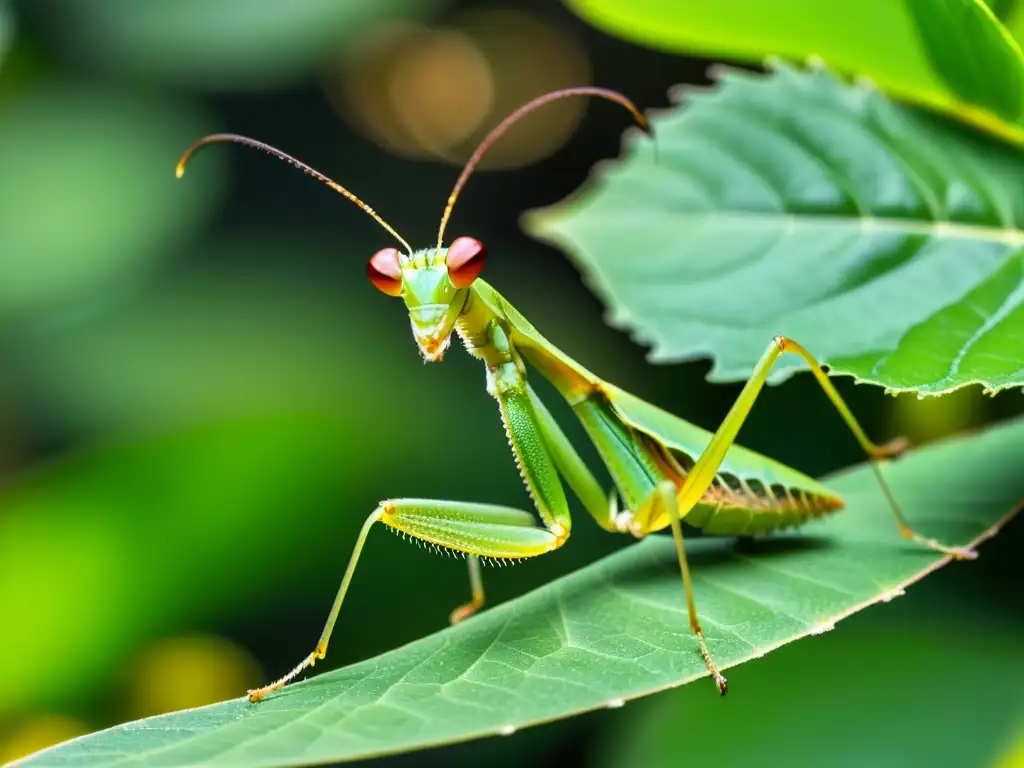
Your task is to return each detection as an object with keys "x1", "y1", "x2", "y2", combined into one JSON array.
[{"x1": 176, "y1": 87, "x2": 977, "y2": 704}]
